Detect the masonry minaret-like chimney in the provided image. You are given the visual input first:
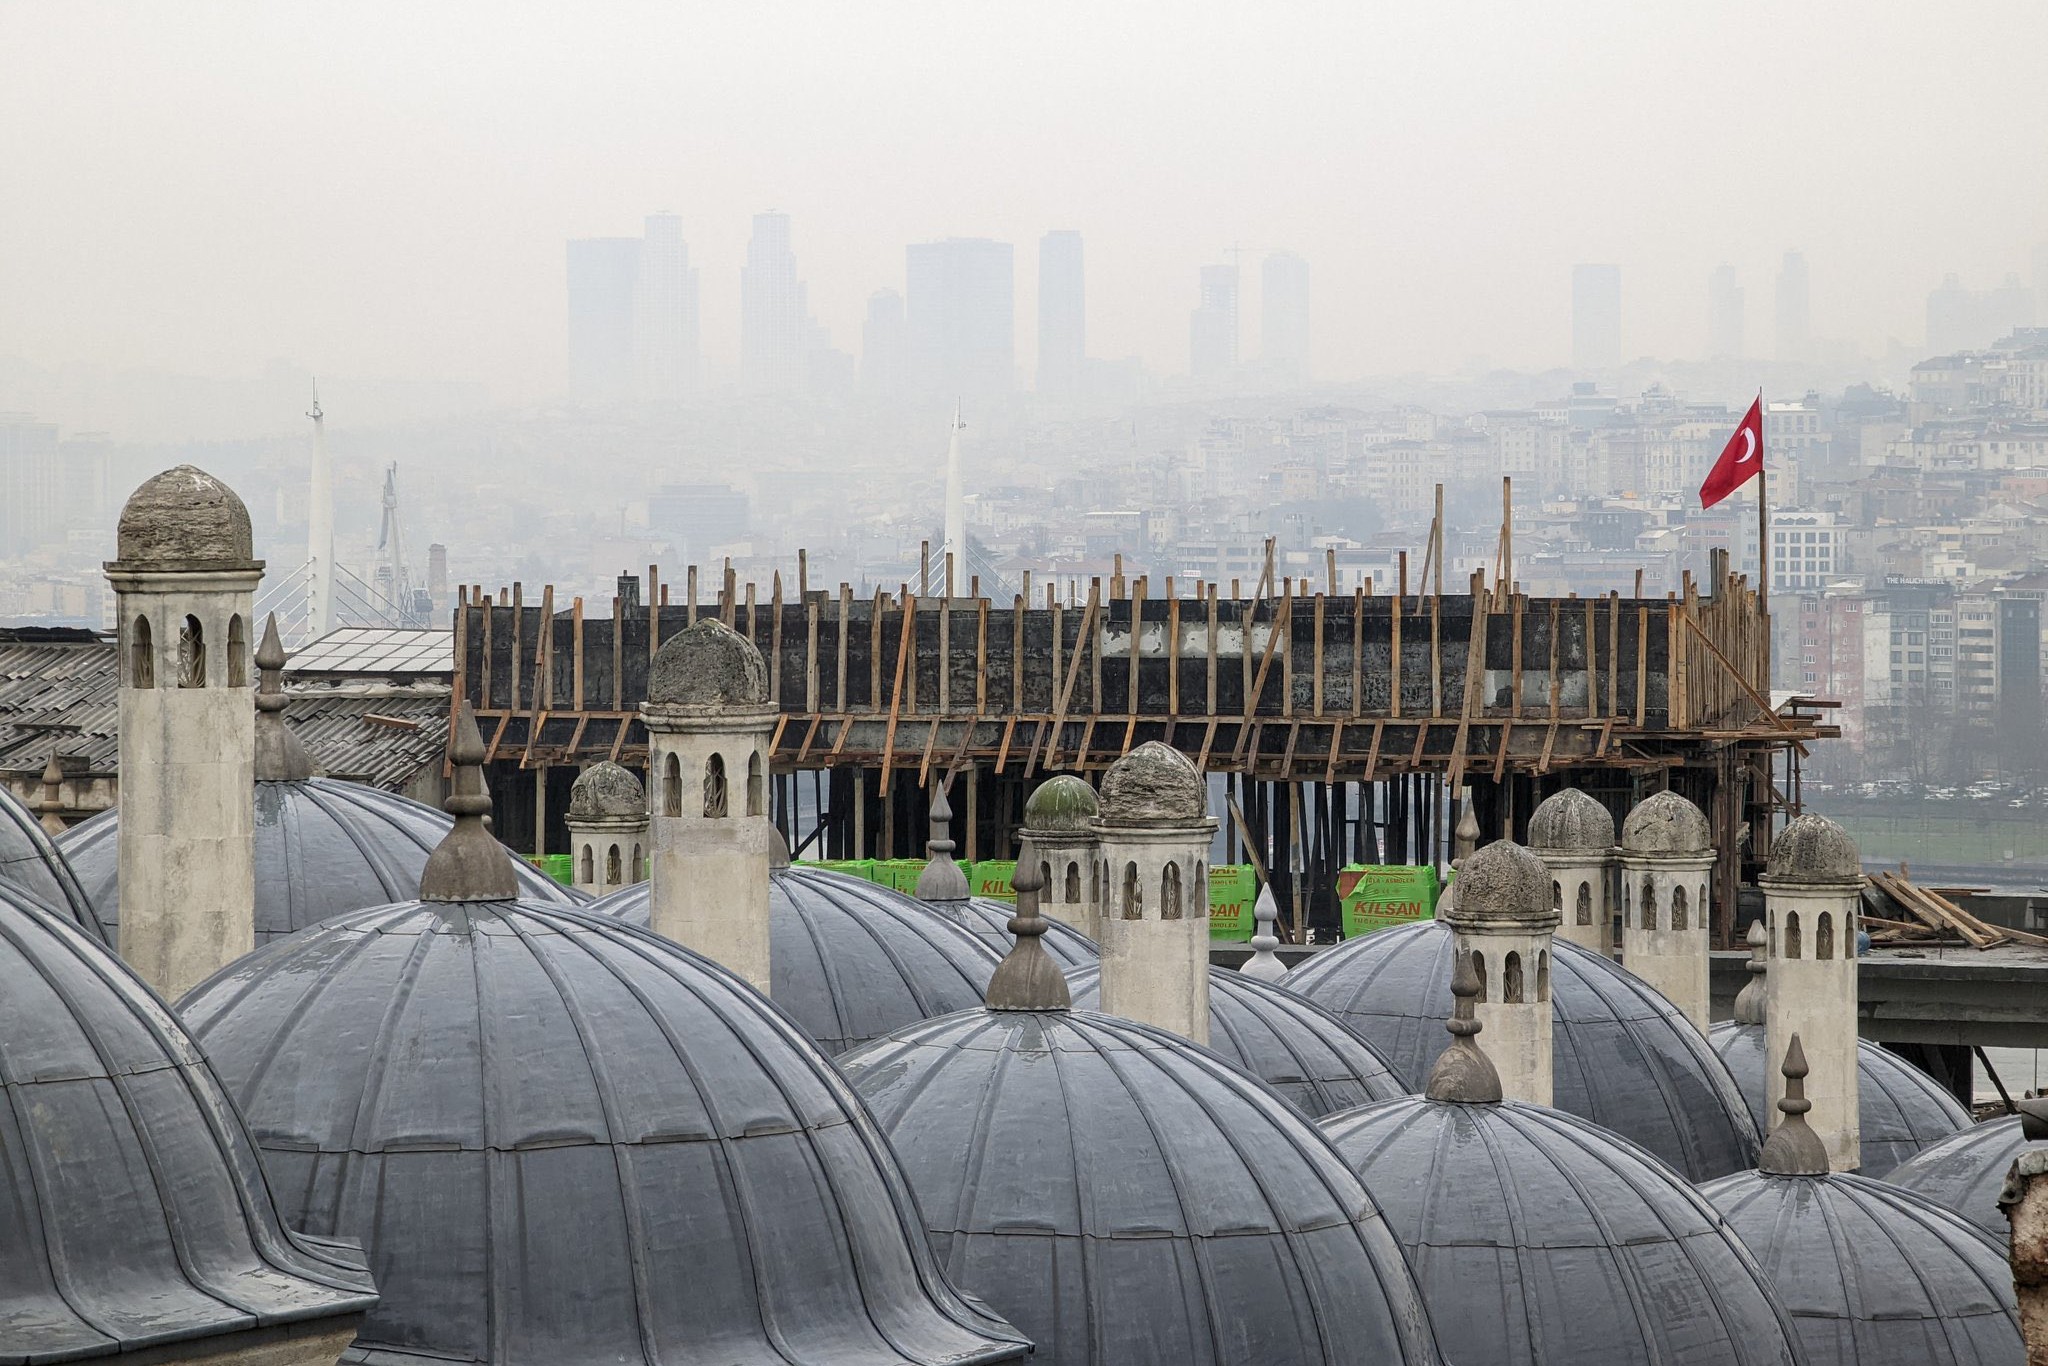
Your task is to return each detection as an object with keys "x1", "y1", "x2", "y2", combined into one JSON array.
[
  {"x1": 105, "y1": 466, "x2": 263, "y2": 999},
  {"x1": 1091, "y1": 742, "x2": 1217, "y2": 1045}
]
